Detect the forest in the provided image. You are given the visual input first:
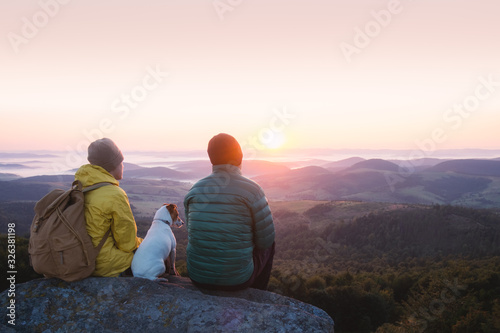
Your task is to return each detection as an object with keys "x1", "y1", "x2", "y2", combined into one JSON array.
[
  {"x1": 263, "y1": 204, "x2": 500, "y2": 332},
  {"x1": 1, "y1": 202, "x2": 500, "y2": 332}
]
